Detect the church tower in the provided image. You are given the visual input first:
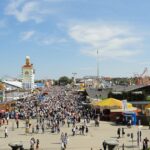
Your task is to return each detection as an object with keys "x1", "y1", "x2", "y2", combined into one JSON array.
[{"x1": 22, "y1": 56, "x2": 35, "y2": 90}]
